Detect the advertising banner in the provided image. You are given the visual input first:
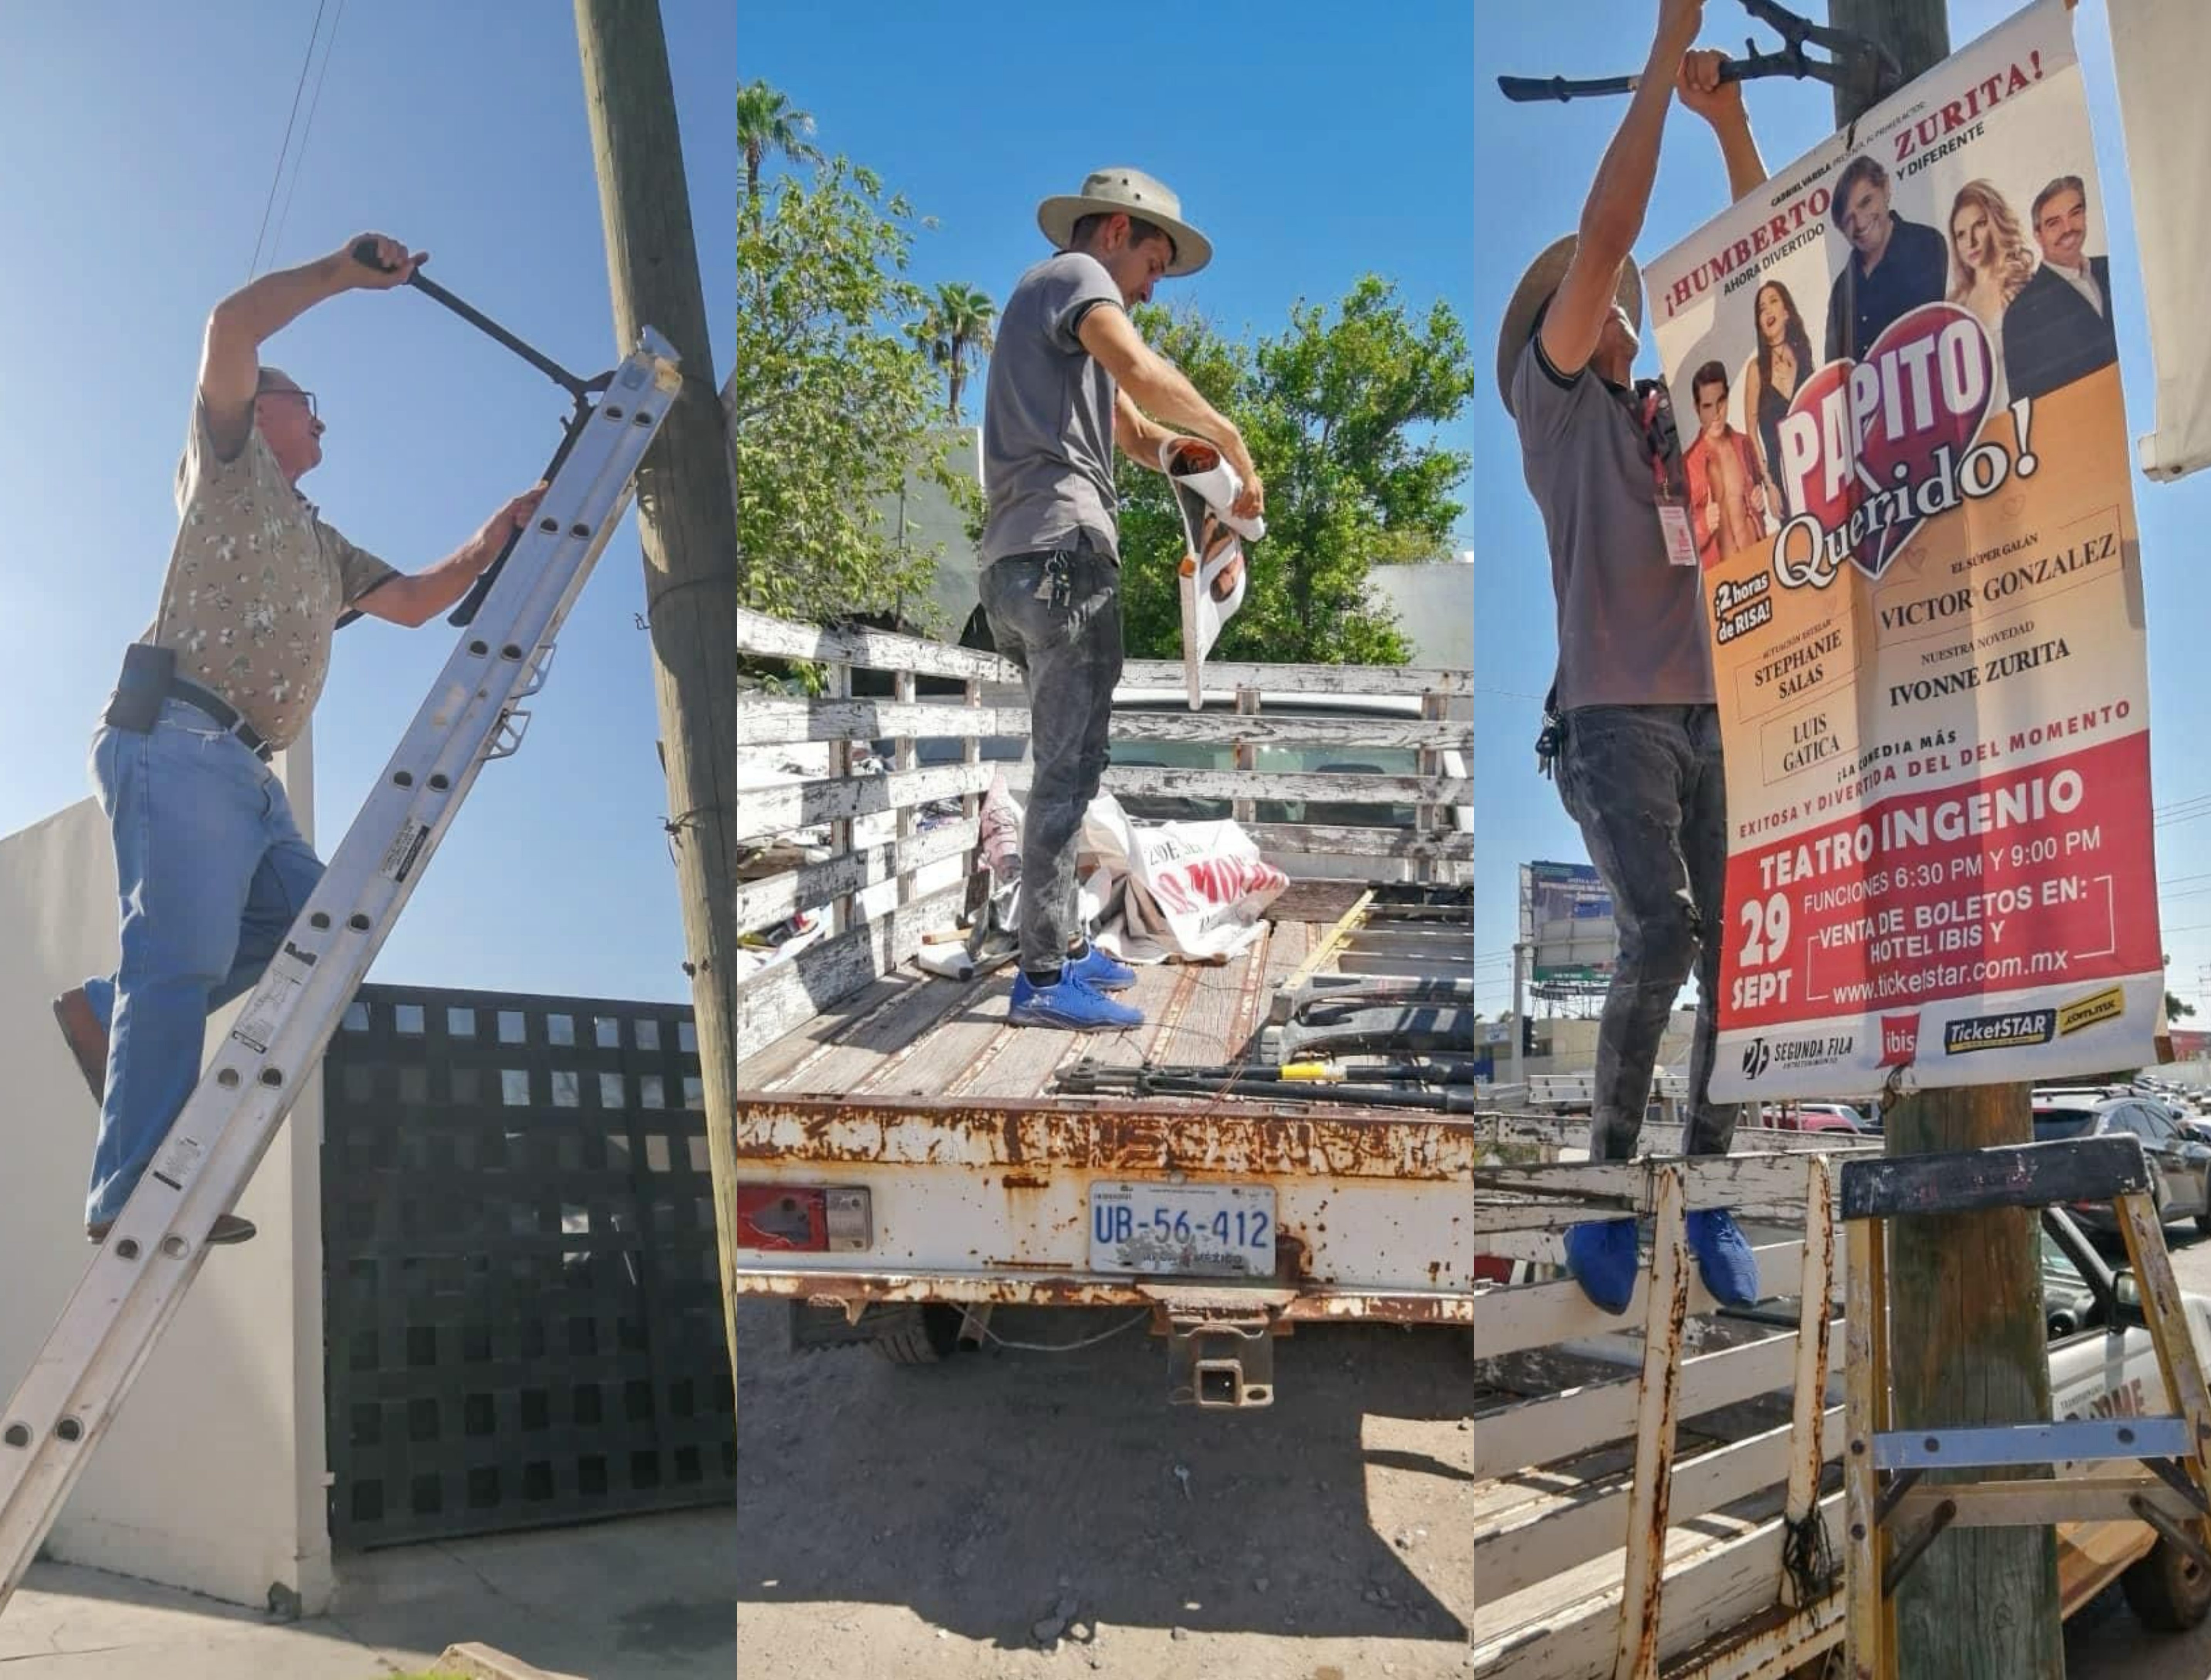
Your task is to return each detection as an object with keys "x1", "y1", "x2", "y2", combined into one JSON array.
[
  {"x1": 1644, "y1": 0, "x2": 2160, "y2": 1099},
  {"x1": 1522, "y1": 860, "x2": 1619, "y2": 987}
]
